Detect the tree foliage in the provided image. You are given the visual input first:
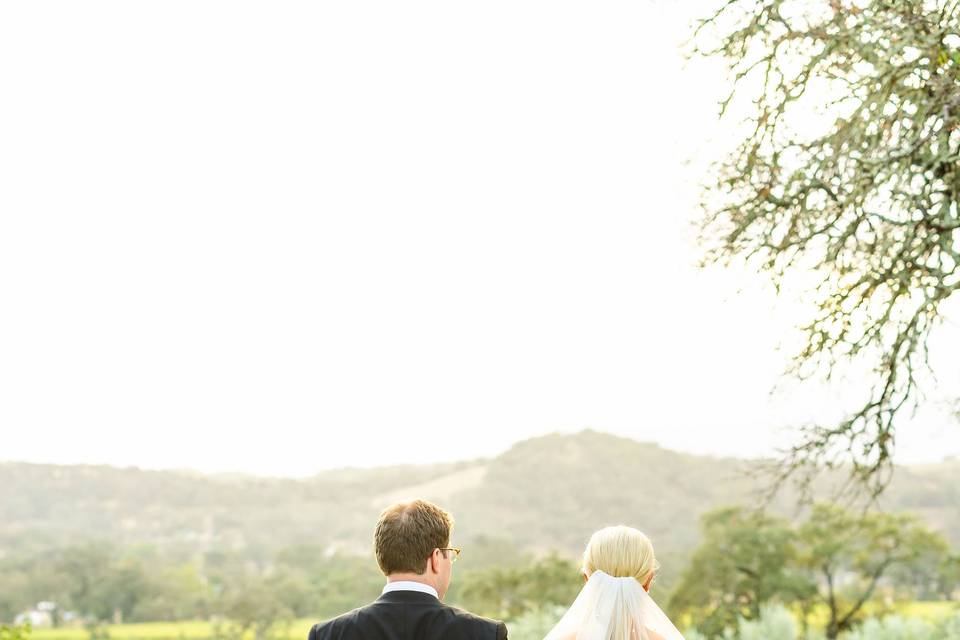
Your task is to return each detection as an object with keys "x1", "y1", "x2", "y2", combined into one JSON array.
[
  {"x1": 455, "y1": 554, "x2": 583, "y2": 621},
  {"x1": 668, "y1": 507, "x2": 814, "y2": 637},
  {"x1": 696, "y1": 0, "x2": 960, "y2": 496},
  {"x1": 0, "y1": 625, "x2": 31, "y2": 640},
  {"x1": 670, "y1": 503, "x2": 950, "y2": 638},
  {"x1": 797, "y1": 503, "x2": 949, "y2": 638}
]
